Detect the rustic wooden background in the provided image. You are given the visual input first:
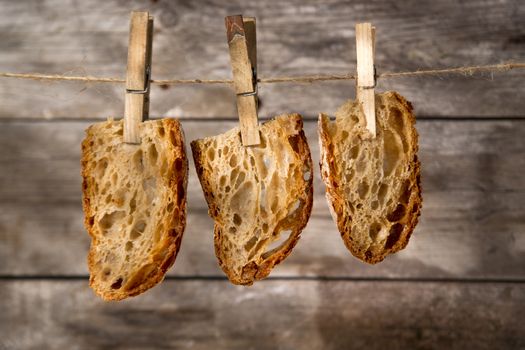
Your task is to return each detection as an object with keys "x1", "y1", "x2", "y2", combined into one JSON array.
[{"x1": 1, "y1": 0, "x2": 525, "y2": 349}]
